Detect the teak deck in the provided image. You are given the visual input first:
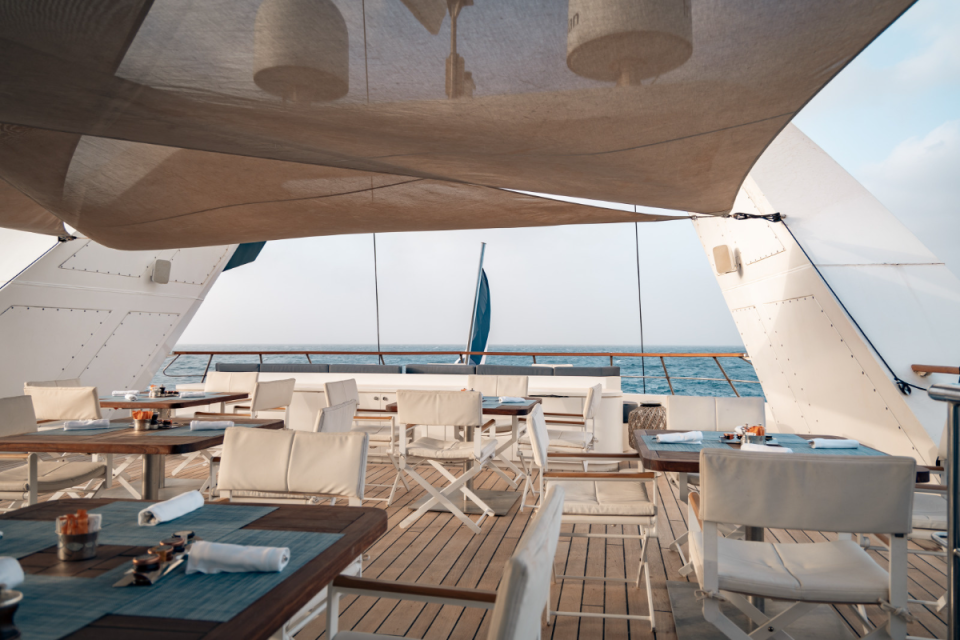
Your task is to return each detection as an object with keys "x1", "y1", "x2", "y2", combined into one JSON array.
[{"x1": 0, "y1": 454, "x2": 948, "y2": 639}]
